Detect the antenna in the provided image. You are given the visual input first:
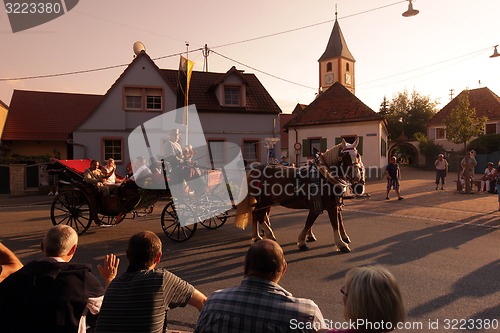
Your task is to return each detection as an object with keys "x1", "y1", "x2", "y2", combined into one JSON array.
[{"x1": 133, "y1": 41, "x2": 146, "y2": 56}]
